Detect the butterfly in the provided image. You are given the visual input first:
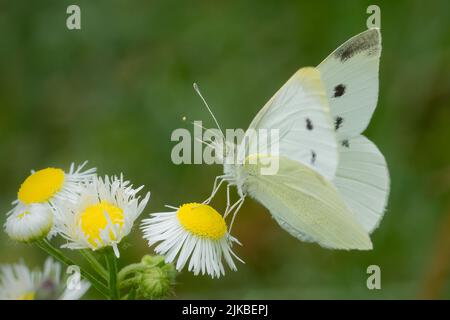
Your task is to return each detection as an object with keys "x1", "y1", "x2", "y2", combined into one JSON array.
[{"x1": 196, "y1": 28, "x2": 389, "y2": 250}]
